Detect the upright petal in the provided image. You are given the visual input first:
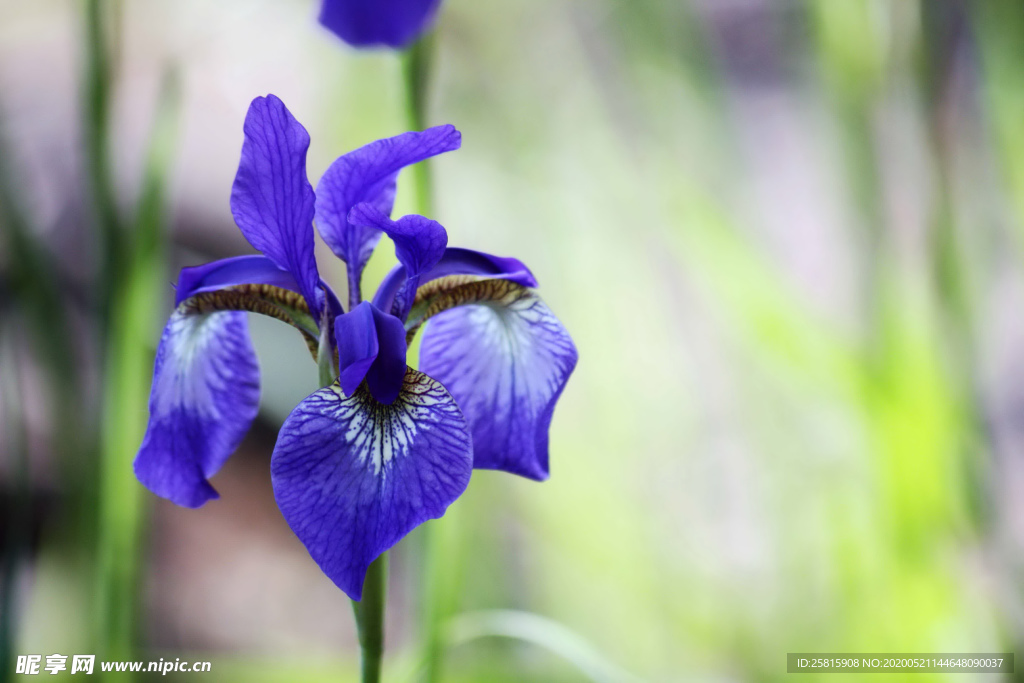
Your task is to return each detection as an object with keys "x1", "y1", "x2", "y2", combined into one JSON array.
[
  {"x1": 230, "y1": 95, "x2": 323, "y2": 319},
  {"x1": 314, "y1": 125, "x2": 460, "y2": 296},
  {"x1": 271, "y1": 368, "x2": 472, "y2": 600},
  {"x1": 419, "y1": 283, "x2": 577, "y2": 480},
  {"x1": 335, "y1": 302, "x2": 408, "y2": 404},
  {"x1": 134, "y1": 310, "x2": 260, "y2": 508},
  {"x1": 319, "y1": 0, "x2": 442, "y2": 49}
]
